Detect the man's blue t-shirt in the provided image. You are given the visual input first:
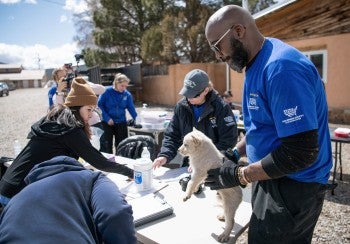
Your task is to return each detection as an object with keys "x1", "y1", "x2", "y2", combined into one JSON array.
[{"x1": 243, "y1": 38, "x2": 332, "y2": 184}]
